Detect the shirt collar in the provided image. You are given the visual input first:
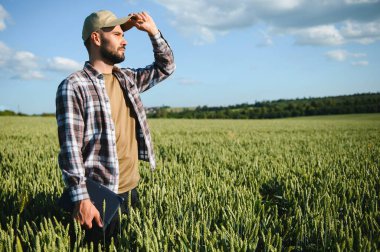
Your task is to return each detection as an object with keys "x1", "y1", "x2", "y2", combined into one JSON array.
[
  {"x1": 83, "y1": 61, "x2": 123, "y2": 78},
  {"x1": 83, "y1": 61, "x2": 102, "y2": 81}
]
